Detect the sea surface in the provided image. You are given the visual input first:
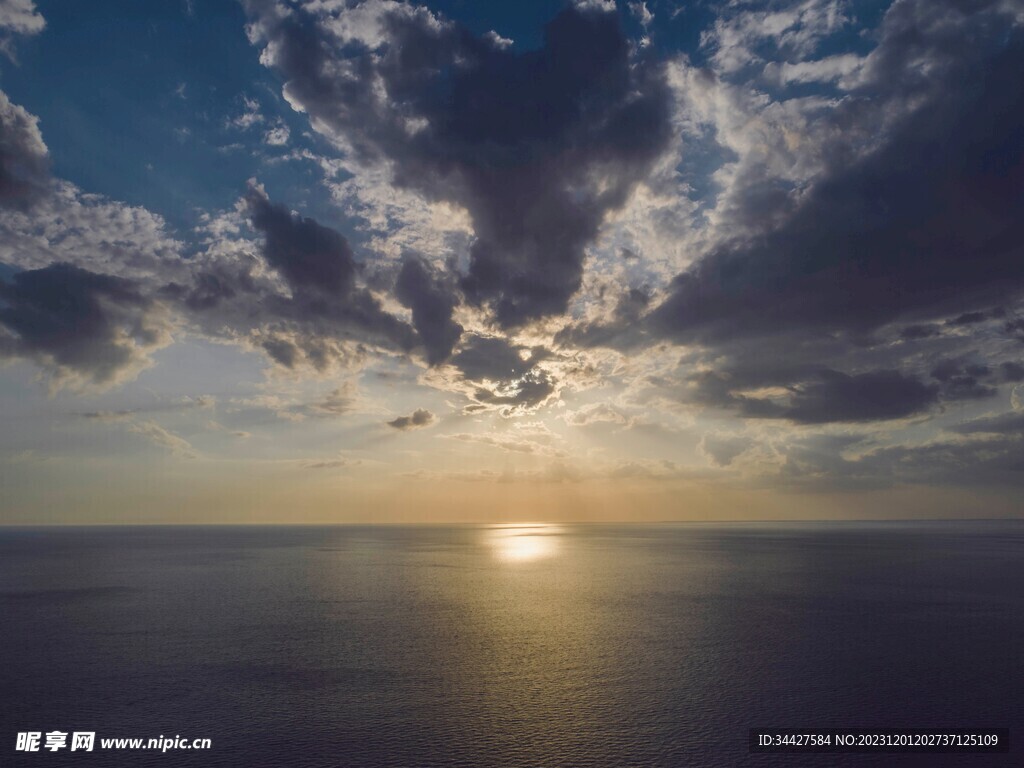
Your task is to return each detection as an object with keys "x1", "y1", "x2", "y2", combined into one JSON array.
[{"x1": 1, "y1": 522, "x2": 1021, "y2": 767}]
